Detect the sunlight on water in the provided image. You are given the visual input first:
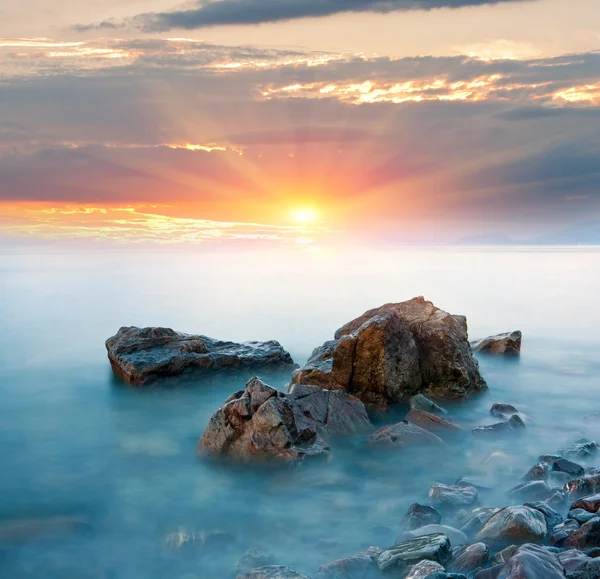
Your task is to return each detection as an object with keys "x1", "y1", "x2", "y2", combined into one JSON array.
[{"x1": 0, "y1": 246, "x2": 599, "y2": 578}]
